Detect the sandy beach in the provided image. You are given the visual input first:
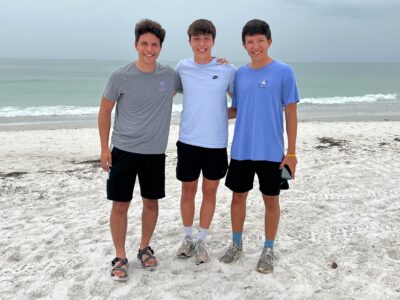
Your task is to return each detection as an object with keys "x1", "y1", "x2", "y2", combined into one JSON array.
[{"x1": 1, "y1": 121, "x2": 400, "y2": 299}]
